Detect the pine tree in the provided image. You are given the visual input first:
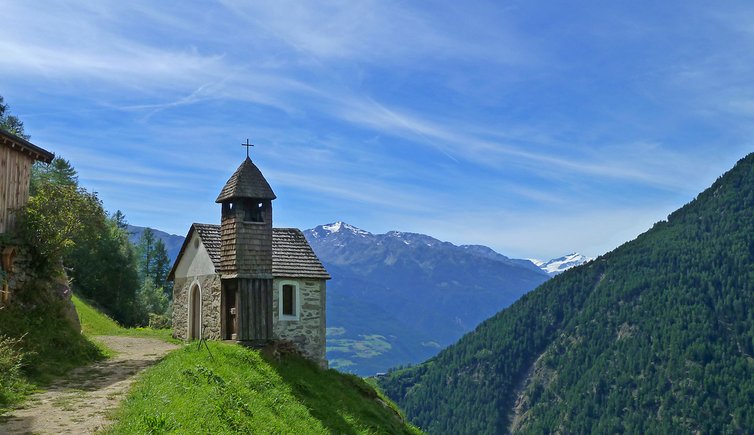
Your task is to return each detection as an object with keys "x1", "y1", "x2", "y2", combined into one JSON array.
[
  {"x1": 137, "y1": 228, "x2": 156, "y2": 282},
  {"x1": 30, "y1": 157, "x2": 78, "y2": 195},
  {"x1": 153, "y1": 239, "x2": 173, "y2": 296},
  {"x1": 0, "y1": 95, "x2": 28, "y2": 139}
]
